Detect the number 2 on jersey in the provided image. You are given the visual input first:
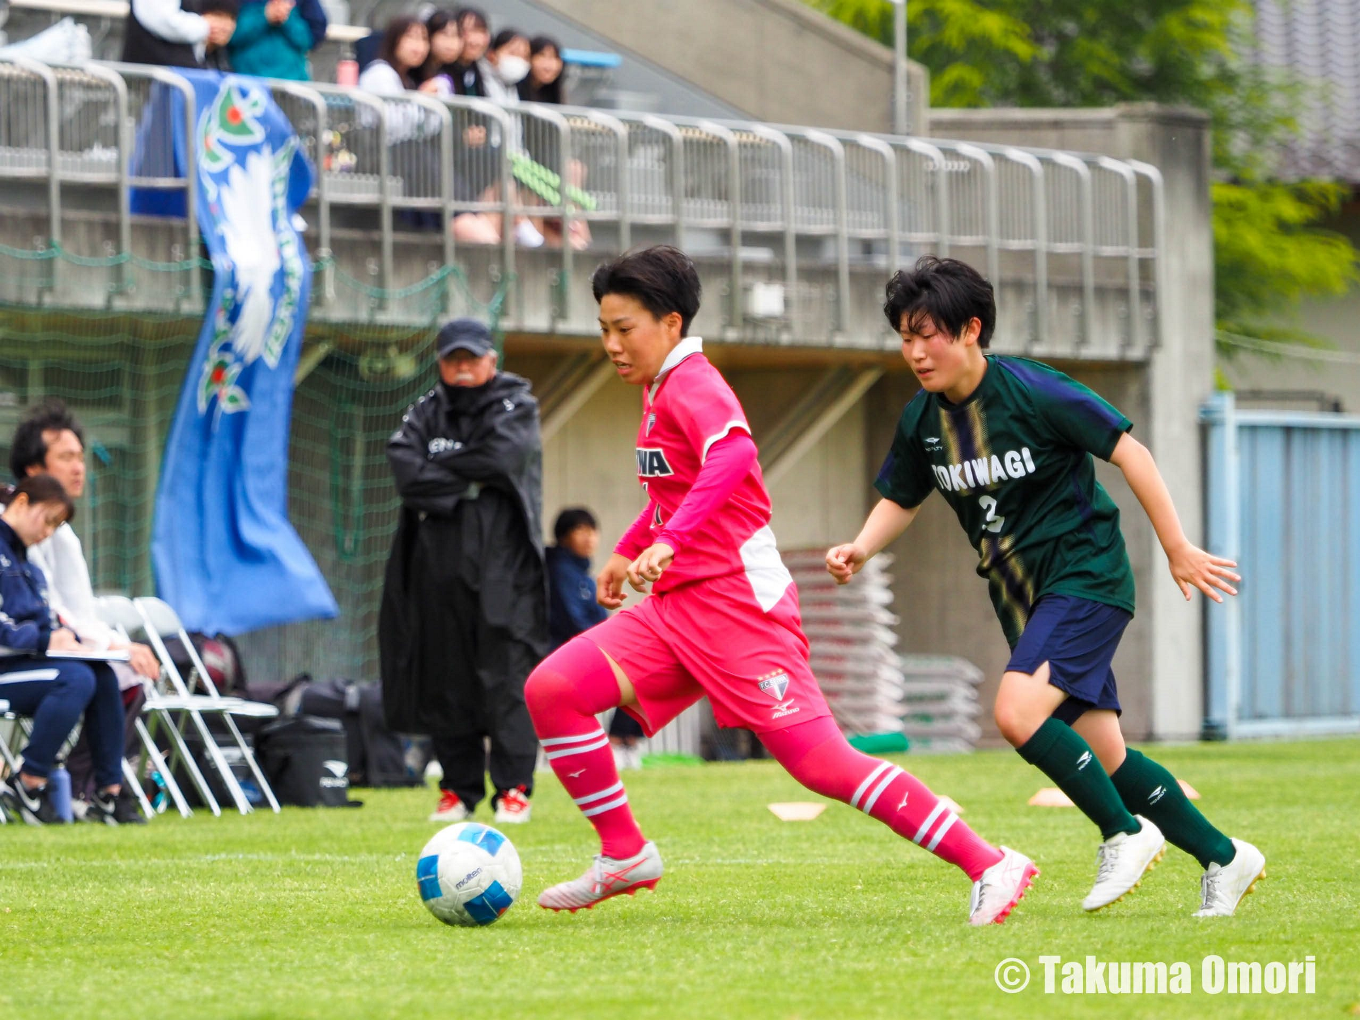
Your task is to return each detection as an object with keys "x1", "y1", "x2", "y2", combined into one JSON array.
[{"x1": 978, "y1": 495, "x2": 1006, "y2": 534}]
